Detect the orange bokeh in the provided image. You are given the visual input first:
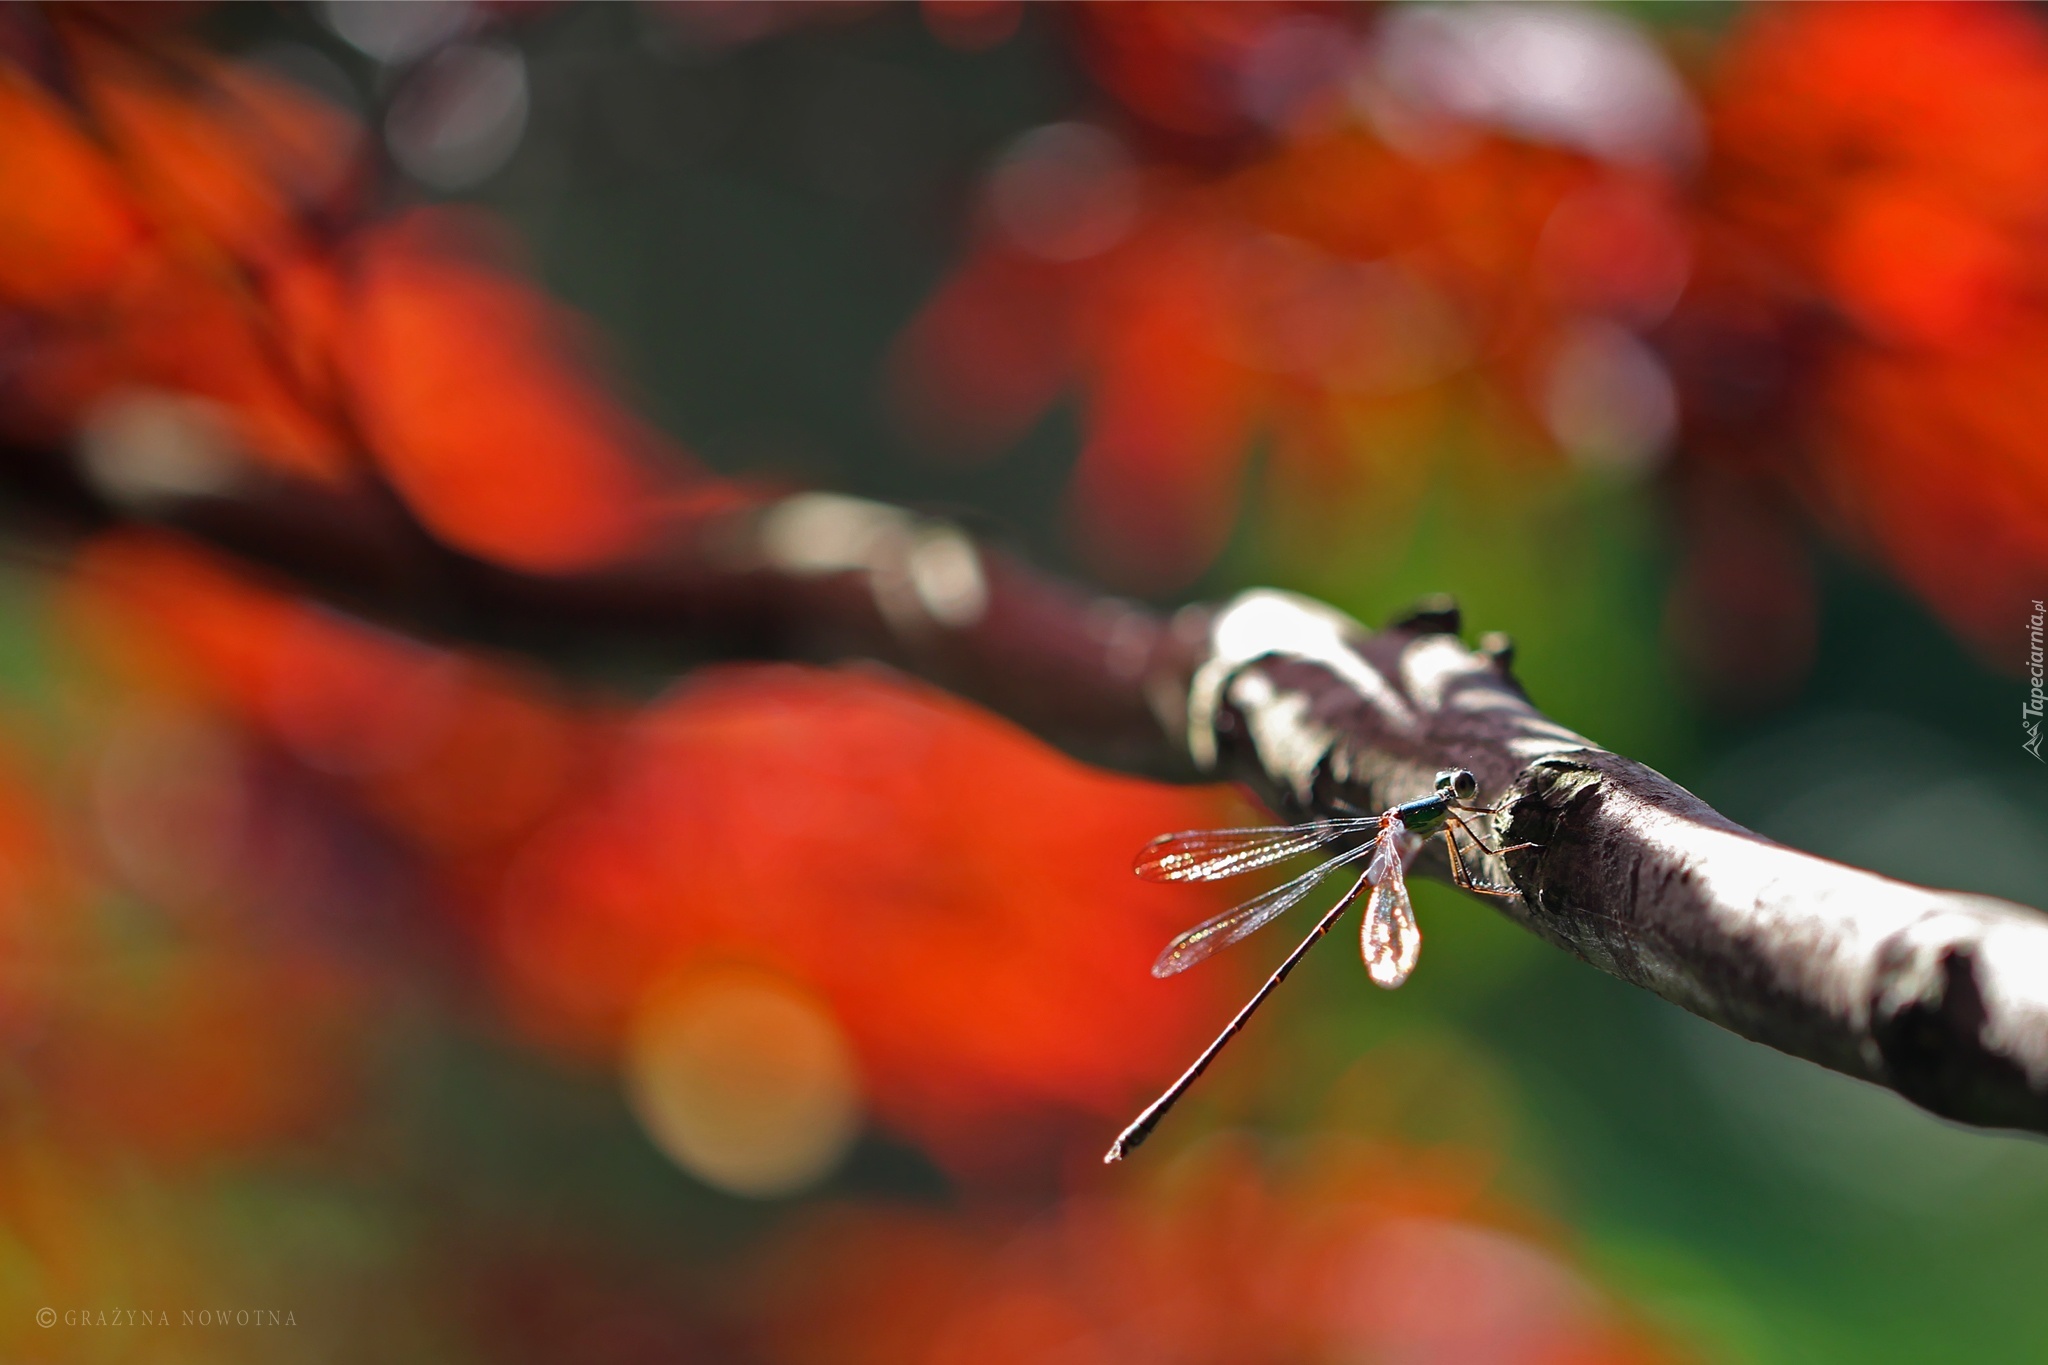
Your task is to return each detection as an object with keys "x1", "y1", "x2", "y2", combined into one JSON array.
[
  {"x1": 896, "y1": 1, "x2": 2048, "y2": 661},
  {"x1": 0, "y1": 8, "x2": 2025, "y2": 1356},
  {"x1": 494, "y1": 665, "x2": 1240, "y2": 1177},
  {"x1": 894, "y1": 87, "x2": 1685, "y2": 590},
  {"x1": 0, "y1": 64, "x2": 147, "y2": 311},
  {"x1": 0, "y1": 19, "x2": 355, "y2": 476},
  {"x1": 3, "y1": 20, "x2": 680, "y2": 570},
  {"x1": 1696, "y1": 1, "x2": 2048, "y2": 658},
  {"x1": 65, "y1": 533, "x2": 1246, "y2": 1179},
  {"x1": 749, "y1": 1138, "x2": 1682, "y2": 1365}
]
